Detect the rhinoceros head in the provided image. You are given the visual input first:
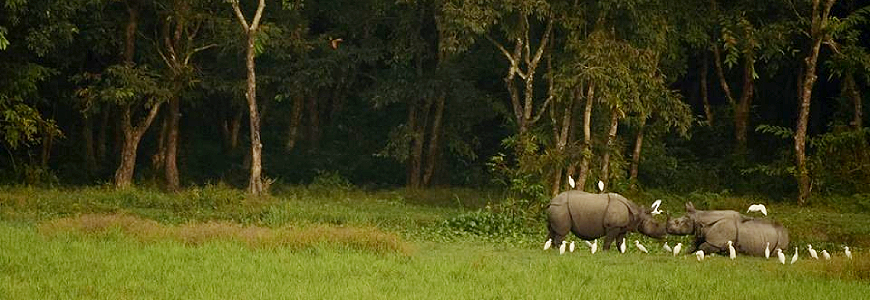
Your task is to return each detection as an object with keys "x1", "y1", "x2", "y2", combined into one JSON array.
[
  {"x1": 639, "y1": 214, "x2": 668, "y2": 238},
  {"x1": 666, "y1": 202, "x2": 701, "y2": 235}
]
